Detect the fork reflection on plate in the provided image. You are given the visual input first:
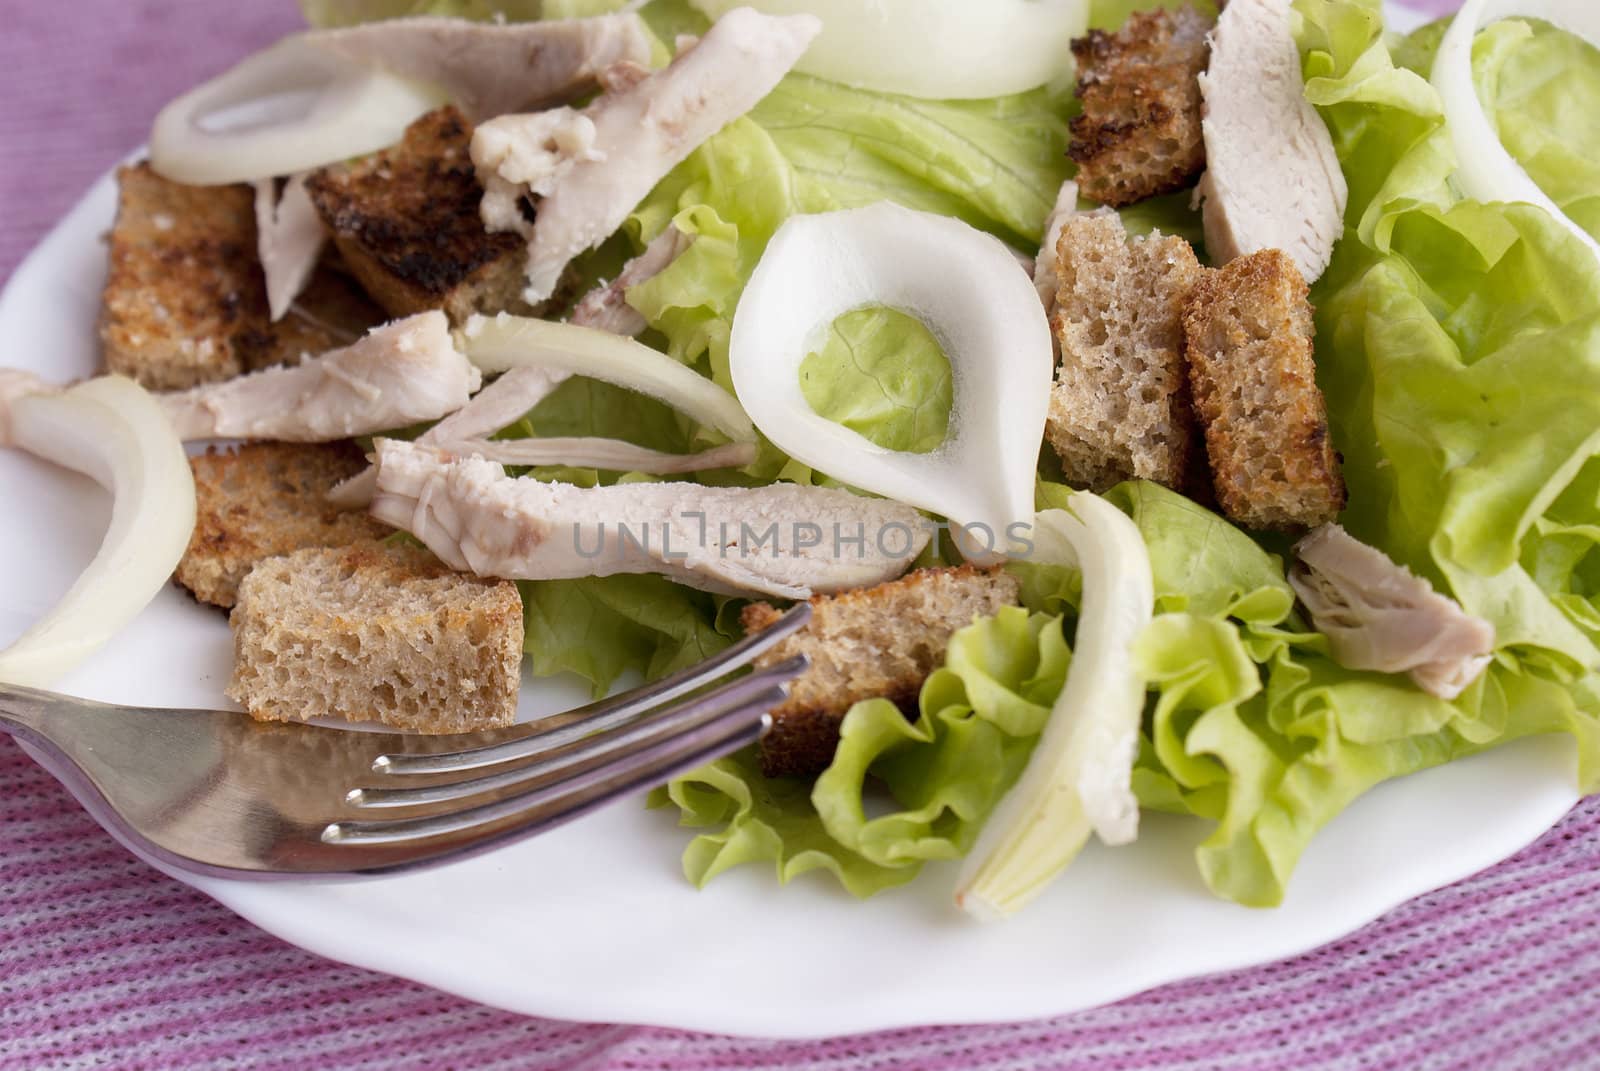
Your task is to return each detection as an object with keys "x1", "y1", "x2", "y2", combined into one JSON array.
[{"x1": 0, "y1": 604, "x2": 810, "y2": 880}]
